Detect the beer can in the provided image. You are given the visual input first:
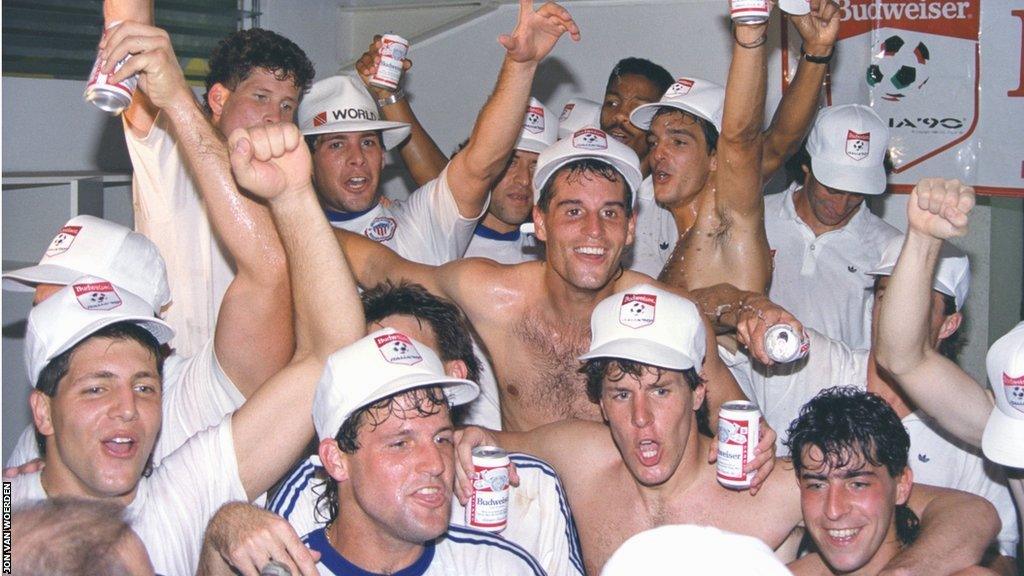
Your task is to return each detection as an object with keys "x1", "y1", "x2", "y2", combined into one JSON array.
[
  {"x1": 764, "y1": 324, "x2": 810, "y2": 364},
  {"x1": 717, "y1": 400, "x2": 761, "y2": 489},
  {"x1": 730, "y1": 0, "x2": 770, "y2": 24},
  {"x1": 369, "y1": 33, "x2": 409, "y2": 91},
  {"x1": 466, "y1": 446, "x2": 510, "y2": 532},
  {"x1": 84, "y1": 23, "x2": 138, "y2": 115}
]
